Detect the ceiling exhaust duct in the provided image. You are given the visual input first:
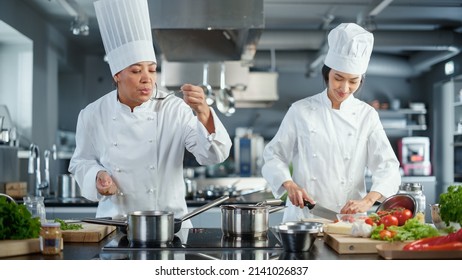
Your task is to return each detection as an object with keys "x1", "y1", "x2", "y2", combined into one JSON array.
[{"x1": 149, "y1": 0, "x2": 264, "y2": 64}]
